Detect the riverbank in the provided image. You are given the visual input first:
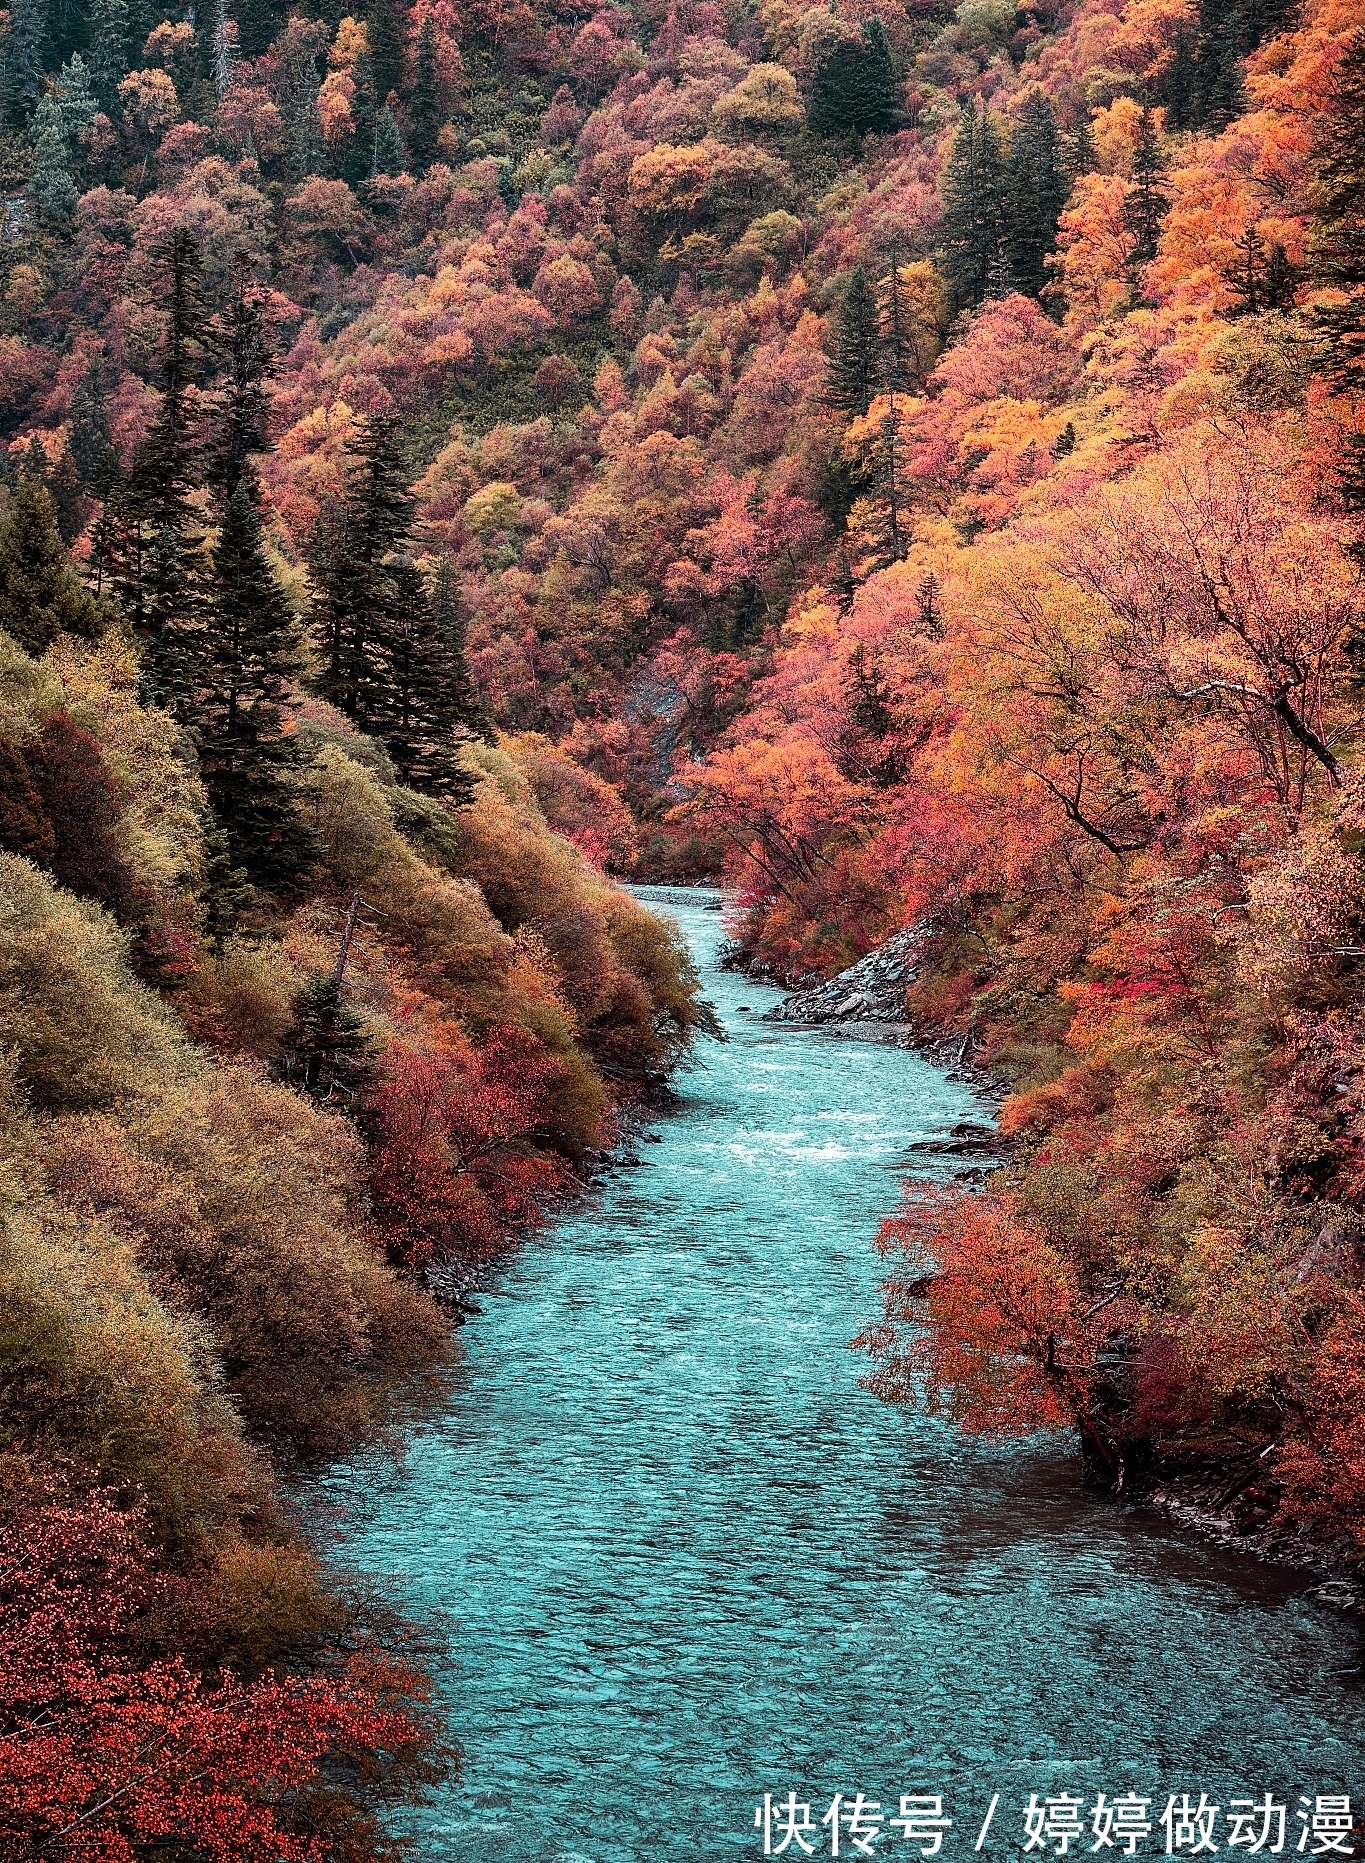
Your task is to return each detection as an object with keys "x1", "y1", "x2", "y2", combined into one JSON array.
[
  {"x1": 321, "y1": 887, "x2": 1361, "y2": 1861},
  {"x1": 756, "y1": 925, "x2": 1364, "y2": 1600}
]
